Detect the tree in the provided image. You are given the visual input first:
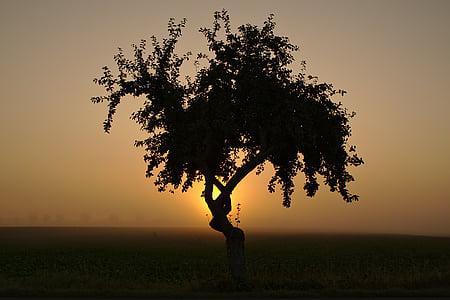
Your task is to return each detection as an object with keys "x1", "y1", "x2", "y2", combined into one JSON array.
[{"x1": 91, "y1": 10, "x2": 363, "y2": 285}]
